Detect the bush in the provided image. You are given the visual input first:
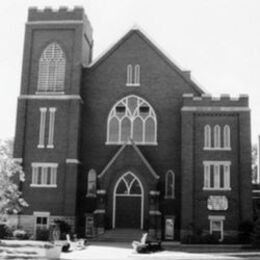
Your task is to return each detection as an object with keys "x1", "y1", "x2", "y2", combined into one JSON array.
[
  {"x1": 13, "y1": 229, "x2": 30, "y2": 240},
  {"x1": 200, "y1": 234, "x2": 219, "y2": 244},
  {"x1": 54, "y1": 219, "x2": 71, "y2": 240},
  {"x1": 0, "y1": 224, "x2": 12, "y2": 239},
  {"x1": 238, "y1": 220, "x2": 254, "y2": 244},
  {"x1": 36, "y1": 229, "x2": 50, "y2": 241},
  {"x1": 222, "y1": 235, "x2": 239, "y2": 244},
  {"x1": 252, "y1": 218, "x2": 260, "y2": 248}
]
